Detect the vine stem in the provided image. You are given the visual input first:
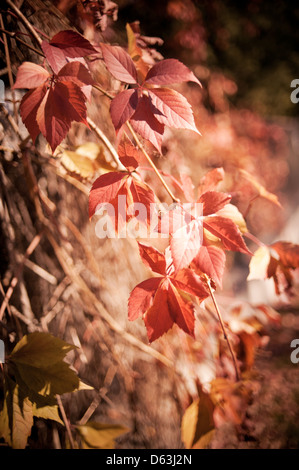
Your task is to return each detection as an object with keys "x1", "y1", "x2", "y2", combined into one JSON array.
[
  {"x1": 92, "y1": 84, "x2": 180, "y2": 203},
  {"x1": 56, "y1": 395, "x2": 75, "y2": 449},
  {"x1": 5, "y1": 0, "x2": 43, "y2": 47},
  {"x1": 125, "y1": 121, "x2": 180, "y2": 203},
  {"x1": 204, "y1": 276, "x2": 240, "y2": 382},
  {"x1": 243, "y1": 231, "x2": 265, "y2": 247}
]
